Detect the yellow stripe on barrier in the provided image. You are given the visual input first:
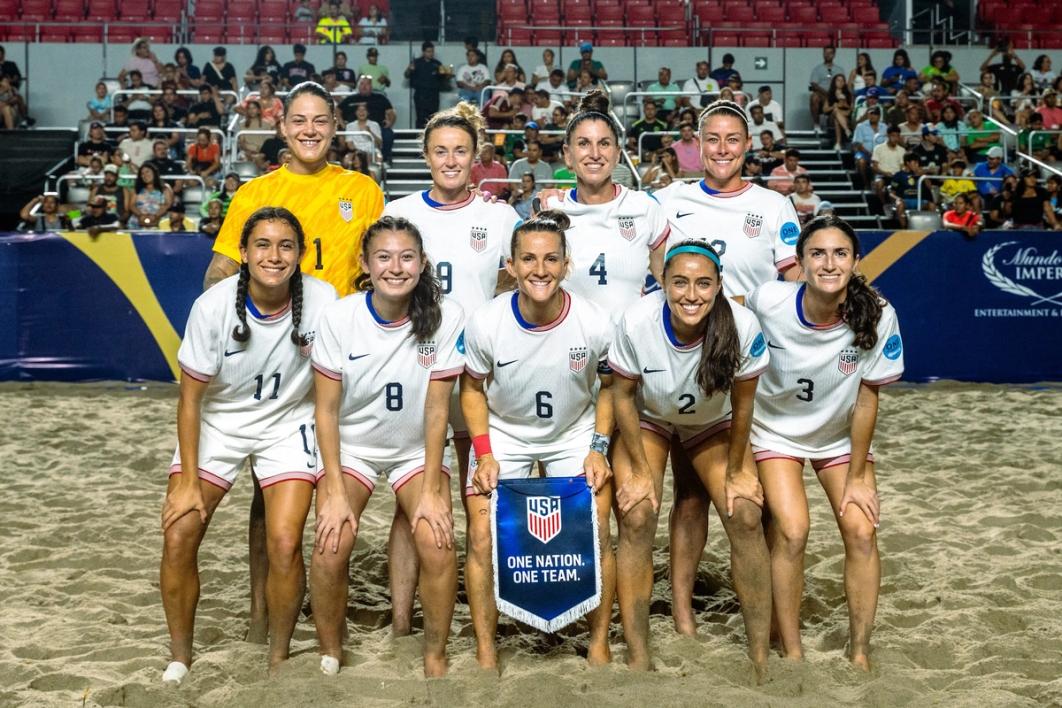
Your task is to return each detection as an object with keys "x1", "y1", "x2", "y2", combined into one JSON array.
[
  {"x1": 60, "y1": 231, "x2": 181, "y2": 379},
  {"x1": 860, "y1": 230, "x2": 933, "y2": 284}
]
